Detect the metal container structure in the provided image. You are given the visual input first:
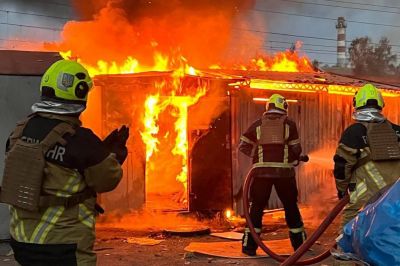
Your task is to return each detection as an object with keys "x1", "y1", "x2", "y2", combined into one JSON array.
[{"x1": 88, "y1": 70, "x2": 400, "y2": 214}]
